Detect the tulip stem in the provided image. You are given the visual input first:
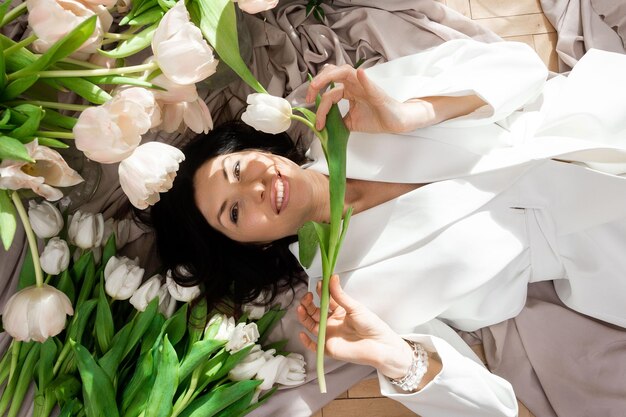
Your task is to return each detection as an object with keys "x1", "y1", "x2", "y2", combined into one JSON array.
[
  {"x1": 52, "y1": 342, "x2": 71, "y2": 376},
  {"x1": 60, "y1": 57, "x2": 108, "y2": 69},
  {"x1": 3, "y1": 34, "x2": 37, "y2": 56},
  {"x1": 35, "y1": 131, "x2": 74, "y2": 140},
  {"x1": 11, "y1": 192, "x2": 44, "y2": 288},
  {"x1": 4, "y1": 100, "x2": 90, "y2": 112},
  {"x1": 6, "y1": 61, "x2": 159, "y2": 80},
  {"x1": 0, "y1": 3, "x2": 27, "y2": 28},
  {"x1": 104, "y1": 32, "x2": 135, "y2": 40},
  {"x1": 171, "y1": 368, "x2": 201, "y2": 417},
  {"x1": 290, "y1": 114, "x2": 328, "y2": 143}
]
